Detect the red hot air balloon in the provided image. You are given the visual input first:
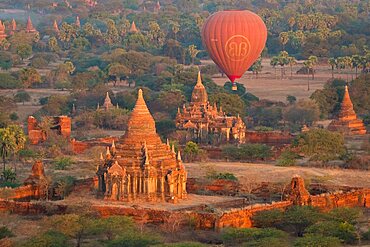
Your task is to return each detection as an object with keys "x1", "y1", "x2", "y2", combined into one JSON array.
[{"x1": 201, "y1": 10, "x2": 267, "y2": 90}]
